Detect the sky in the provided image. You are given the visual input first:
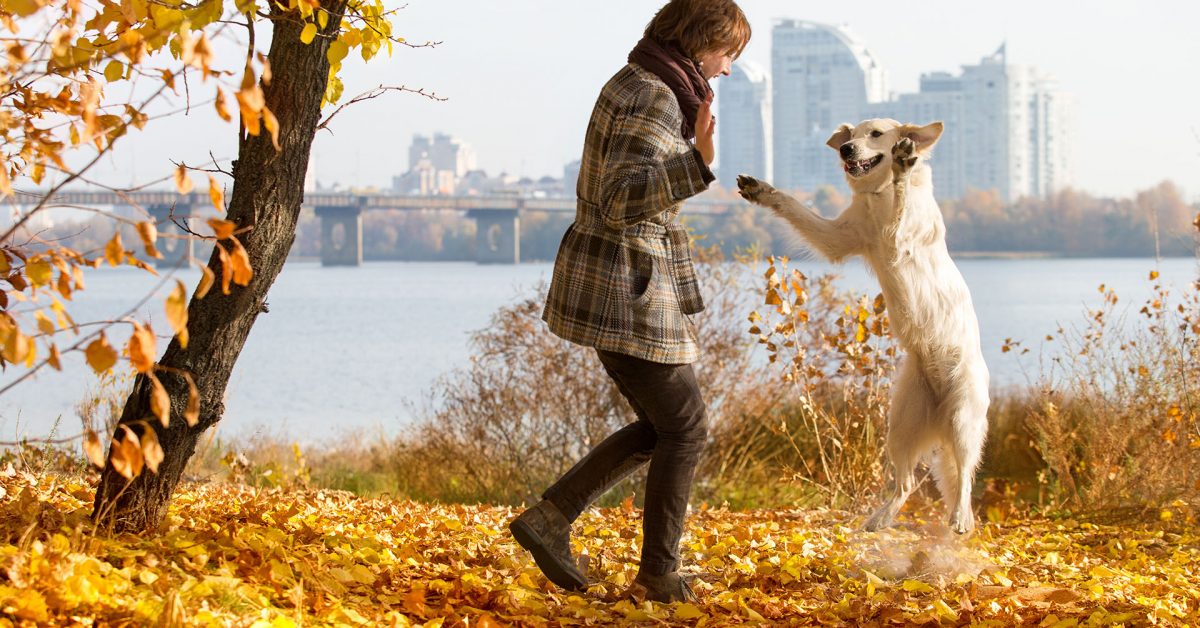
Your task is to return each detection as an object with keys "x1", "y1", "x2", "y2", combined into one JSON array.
[{"x1": 84, "y1": 0, "x2": 1200, "y2": 201}]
